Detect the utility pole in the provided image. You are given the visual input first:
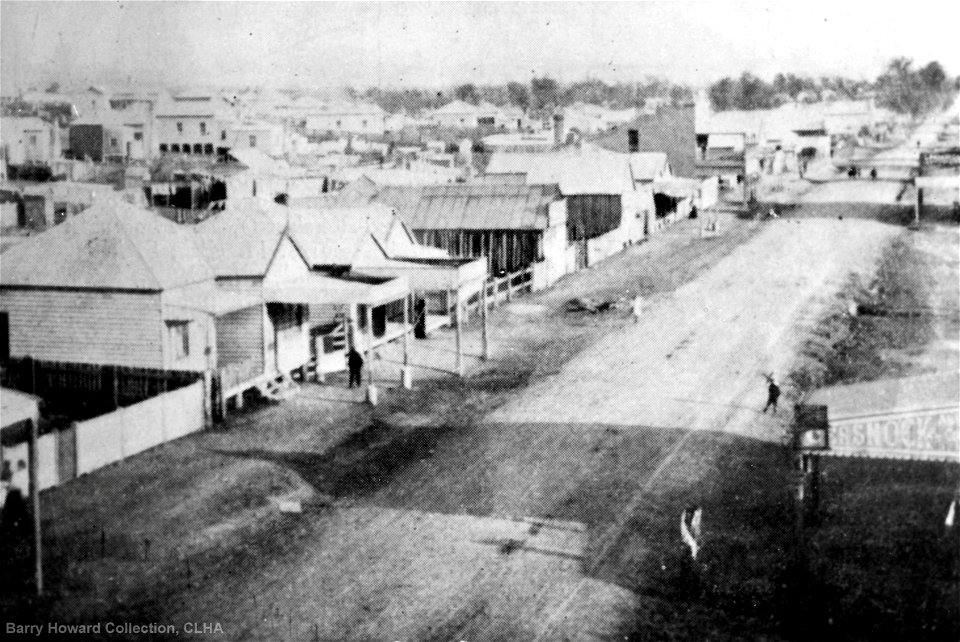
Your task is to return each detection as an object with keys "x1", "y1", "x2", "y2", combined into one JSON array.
[
  {"x1": 453, "y1": 288, "x2": 463, "y2": 377},
  {"x1": 29, "y1": 416, "x2": 42, "y2": 596},
  {"x1": 742, "y1": 132, "x2": 749, "y2": 215},
  {"x1": 481, "y1": 279, "x2": 490, "y2": 361}
]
